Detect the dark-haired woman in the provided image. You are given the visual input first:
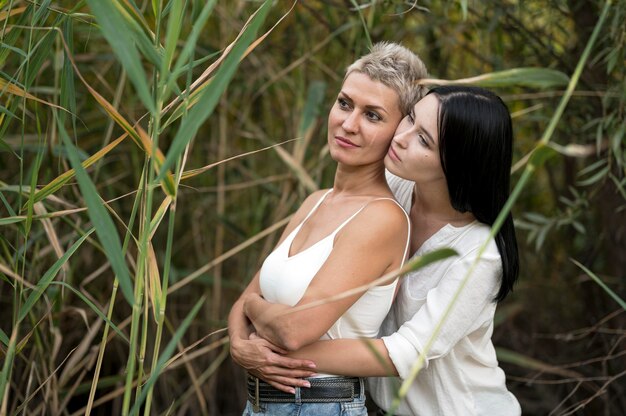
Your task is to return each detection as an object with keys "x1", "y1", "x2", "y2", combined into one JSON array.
[{"x1": 249, "y1": 86, "x2": 522, "y2": 416}]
